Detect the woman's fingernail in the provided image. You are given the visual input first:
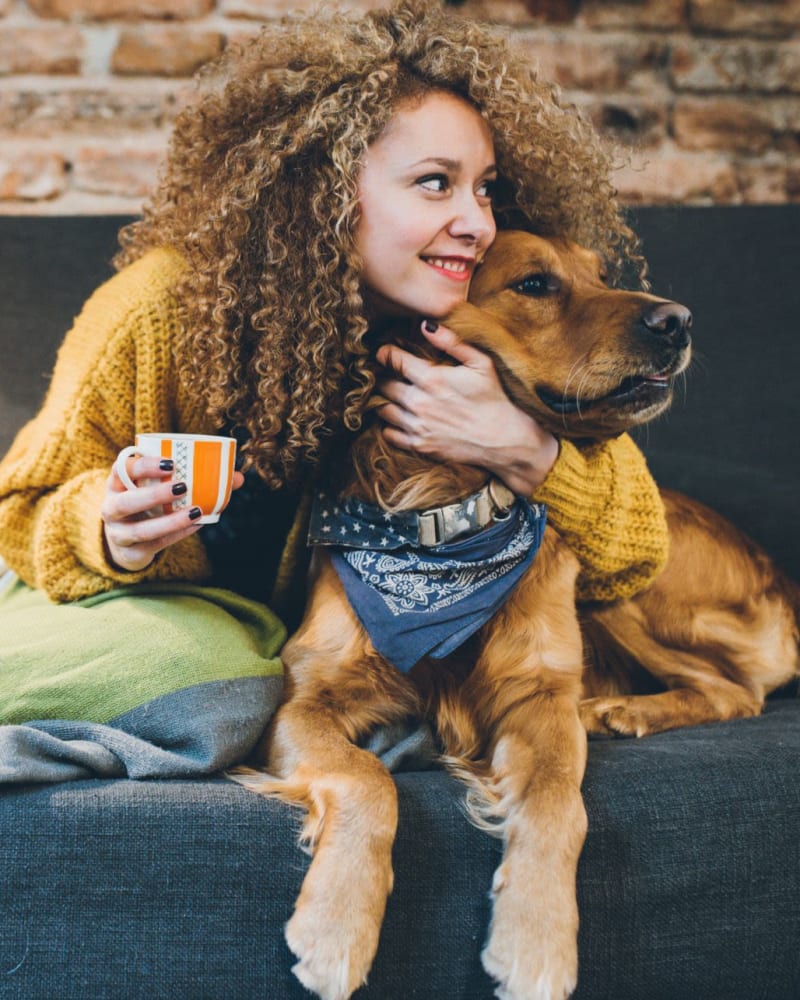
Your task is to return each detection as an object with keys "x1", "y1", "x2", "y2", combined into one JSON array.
[
  {"x1": 171, "y1": 482, "x2": 188, "y2": 496},
  {"x1": 159, "y1": 459, "x2": 174, "y2": 471},
  {"x1": 424, "y1": 319, "x2": 439, "y2": 333},
  {"x1": 188, "y1": 507, "x2": 203, "y2": 521}
]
